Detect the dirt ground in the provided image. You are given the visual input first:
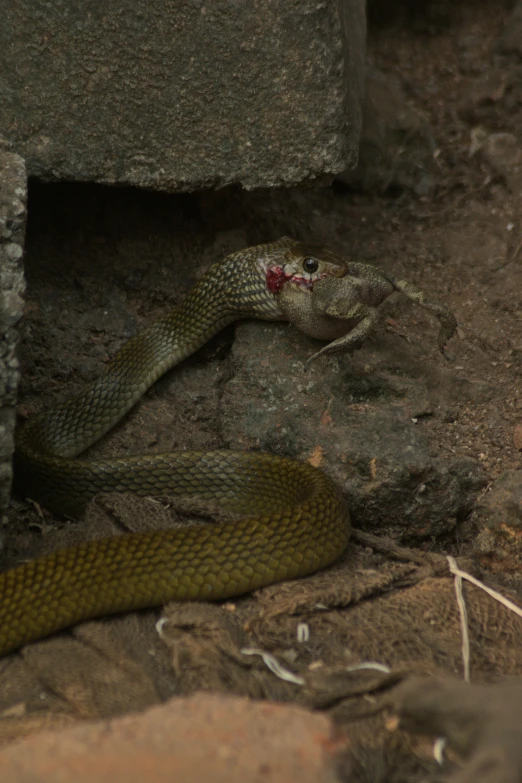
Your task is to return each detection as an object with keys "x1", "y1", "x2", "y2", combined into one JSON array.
[{"x1": 2, "y1": 0, "x2": 522, "y2": 779}]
